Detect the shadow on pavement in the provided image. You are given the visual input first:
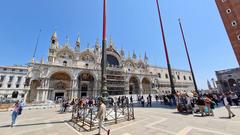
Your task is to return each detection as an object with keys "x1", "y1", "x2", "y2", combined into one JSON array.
[
  {"x1": 172, "y1": 112, "x2": 191, "y2": 116},
  {"x1": 133, "y1": 102, "x2": 176, "y2": 109},
  {"x1": 219, "y1": 117, "x2": 230, "y2": 119},
  {"x1": 0, "y1": 120, "x2": 67, "y2": 128}
]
